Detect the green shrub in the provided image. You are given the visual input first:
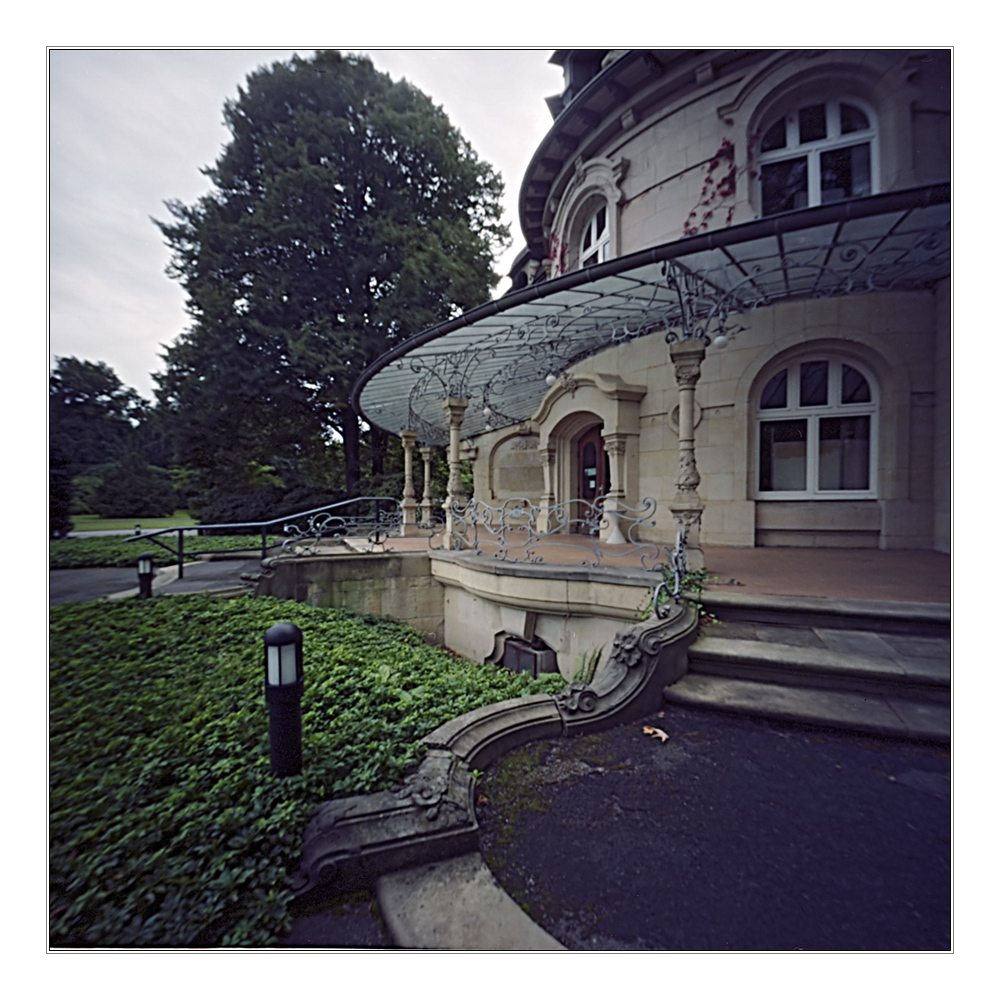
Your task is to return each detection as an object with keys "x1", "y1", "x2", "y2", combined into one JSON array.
[
  {"x1": 49, "y1": 595, "x2": 564, "y2": 947},
  {"x1": 71, "y1": 474, "x2": 104, "y2": 515}
]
